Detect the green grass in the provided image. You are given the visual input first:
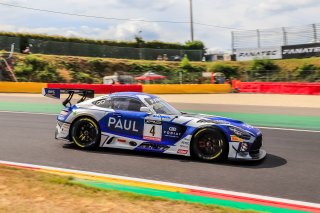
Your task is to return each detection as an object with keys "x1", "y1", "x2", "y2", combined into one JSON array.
[
  {"x1": 1, "y1": 165, "x2": 252, "y2": 213},
  {"x1": 1, "y1": 52, "x2": 318, "y2": 83}
]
